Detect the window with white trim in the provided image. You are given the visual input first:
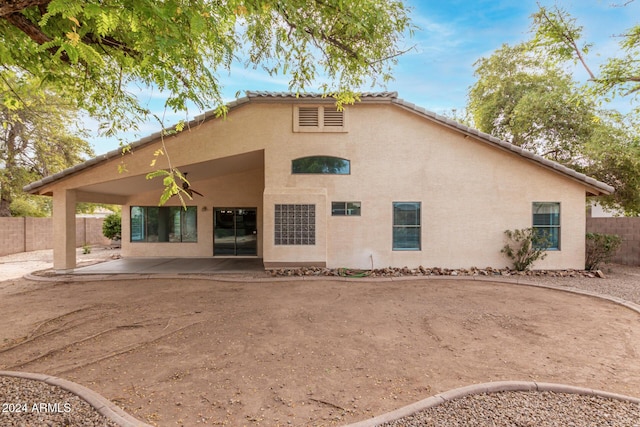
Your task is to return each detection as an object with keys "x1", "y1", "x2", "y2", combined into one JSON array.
[
  {"x1": 392, "y1": 202, "x2": 421, "y2": 250},
  {"x1": 532, "y1": 202, "x2": 560, "y2": 250},
  {"x1": 332, "y1": 202, "x2": 361, "y2": 216}
]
